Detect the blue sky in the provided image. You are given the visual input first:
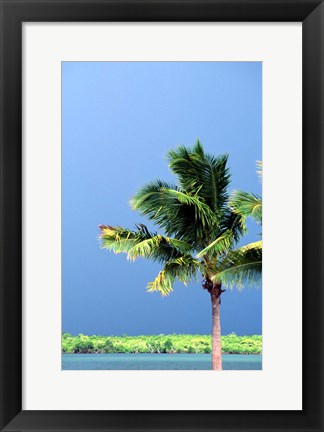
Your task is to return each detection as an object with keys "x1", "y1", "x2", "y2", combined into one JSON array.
[{"x1": 62, "y1": 62, "x2": 262, "y2": 336}]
